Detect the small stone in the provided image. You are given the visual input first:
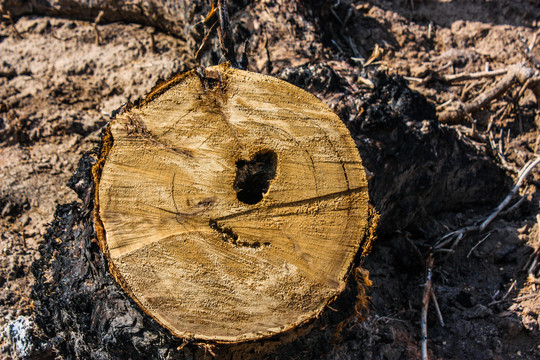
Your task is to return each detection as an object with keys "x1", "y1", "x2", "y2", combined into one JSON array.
[
  {"x1": 1, "y1": 316, "x2": 35, "y2": 358},
  {"x1": 1, "y1": 202, "x2": 14, "y2": 218},
  {"x1": 35, "y1": 20, "x2": 51, "y2": 35},
  {"x1": 19, "y1": 213, "x2": 30, "y2": 227}
]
